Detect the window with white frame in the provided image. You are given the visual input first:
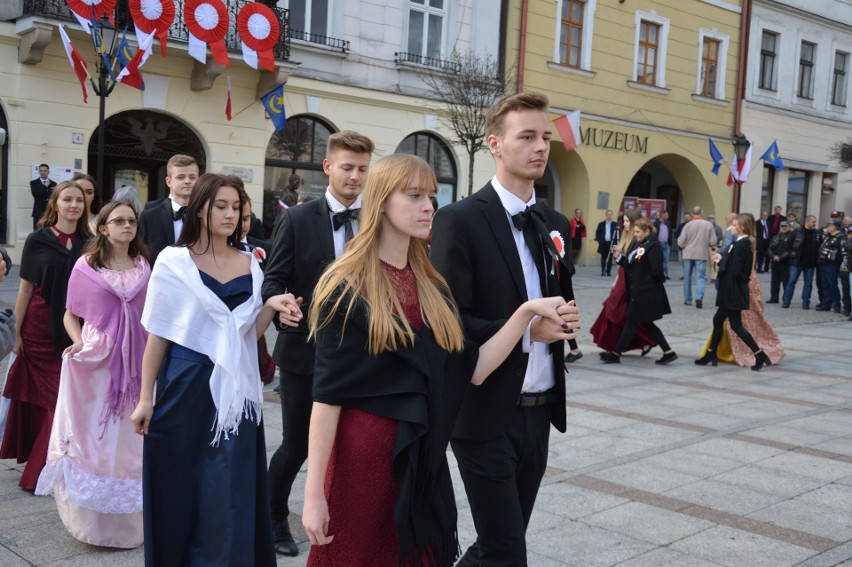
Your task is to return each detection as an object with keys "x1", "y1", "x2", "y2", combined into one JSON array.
[
  {"x1": 758, "y1": 30, "x2": 778, "y2": 90},
  {"x1": 632, "y1": 11, "x2": 669, "y2": 88},
  {"x1": 553, "y1": 0, "x2": 596, "y2": 71},
  {"x1": 407, "y1": 0, "x2": 446, "y2": 61},
  {"x1": 798, "y1": 40, "x2": 816, "y2": 99},
  {"x1": 696, "y1": 29, "x2": 729, "y2": 99},
  {"x1": 832, "y1": 51, "x2": 848, "y2": 107},
  {"x1": 289, "y1": 0, "x2": 331, "y2": 38}
]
